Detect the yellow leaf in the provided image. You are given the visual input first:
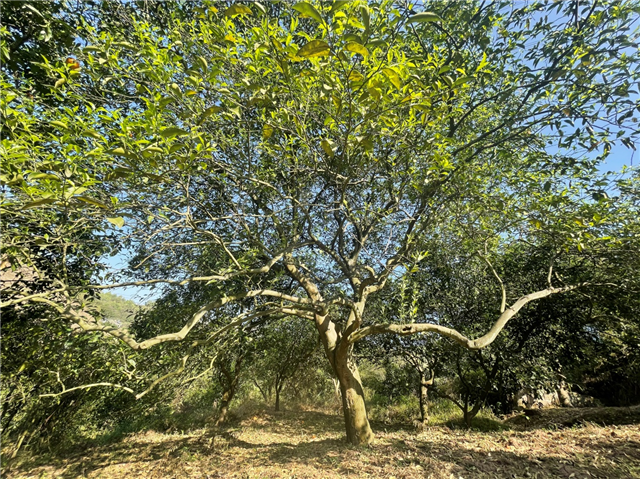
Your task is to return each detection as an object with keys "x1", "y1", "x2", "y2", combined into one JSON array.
[
  {"x1": 345, "y1": 41, "x2": 369, "y2": 57},
  {"x1": 349, "y1": 71, "x2": 364, "y2": 82},
  {"x1": 107, "y1": 217, "x2": 125, "y2": 228},
  {"x1": 263, "y1": 124, "x2": 274, "y2": 139},
  {"x1": 381, "y1": 68, "x2": 402, "y2": 89},
  {"x1": 321, "y1": 139, "x2": 335, "y2": 157}
]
